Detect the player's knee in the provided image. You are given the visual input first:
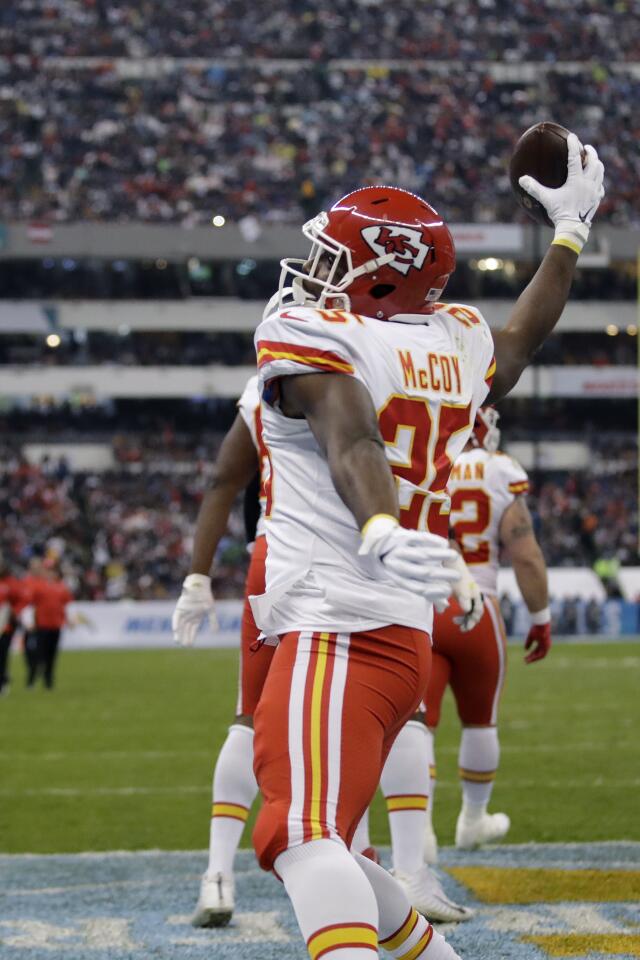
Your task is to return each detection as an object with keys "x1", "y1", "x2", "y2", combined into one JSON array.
[{"x1": 252, "y1": 798, "x2": 291, "y2": 872}]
